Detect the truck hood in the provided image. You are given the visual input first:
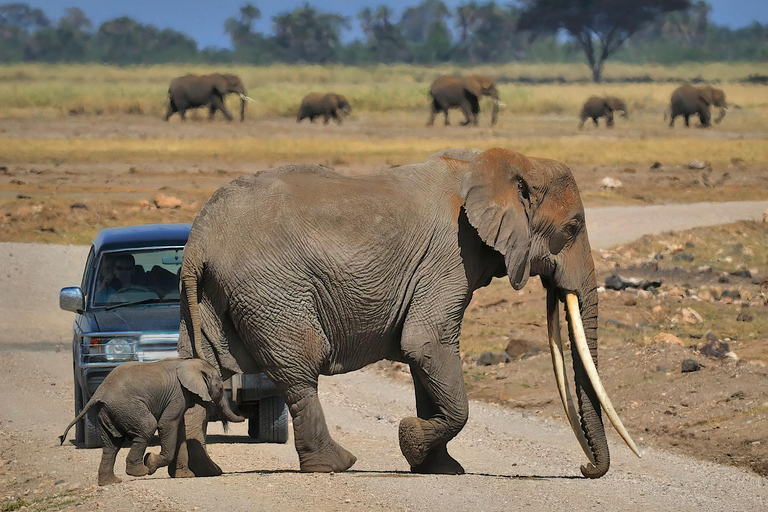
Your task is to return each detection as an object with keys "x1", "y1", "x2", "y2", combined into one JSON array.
[{"x1": 92, "y1": 305, "x2": 180, "y2": 334}]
